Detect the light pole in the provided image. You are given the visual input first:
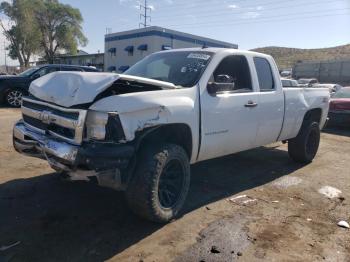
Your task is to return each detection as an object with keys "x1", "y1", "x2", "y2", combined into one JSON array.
[{"x1": 3, "y1": 41, "x2": 7, "y2": 73}]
